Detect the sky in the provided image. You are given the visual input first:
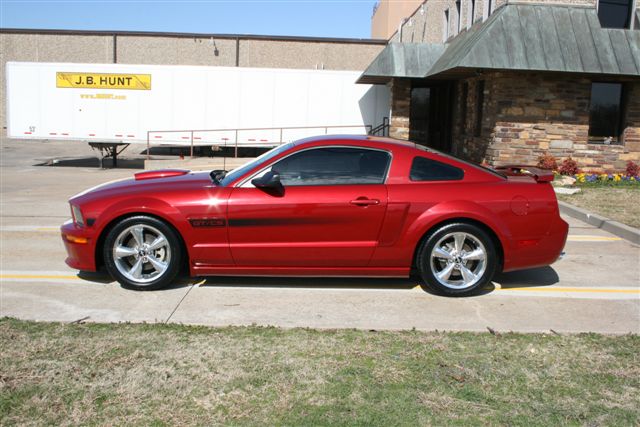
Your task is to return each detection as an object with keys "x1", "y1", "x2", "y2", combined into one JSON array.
[{"x1": 0, "y1": 0, "x2": 379, "y2": 39}]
